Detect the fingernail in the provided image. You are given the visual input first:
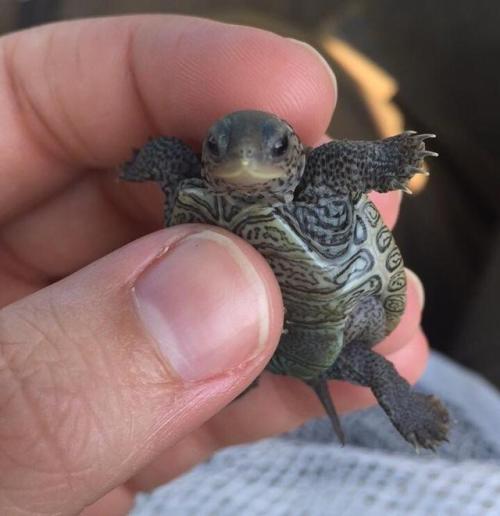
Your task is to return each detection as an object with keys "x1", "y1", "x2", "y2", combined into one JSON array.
[
  {"x1": 134, "y1": 230, "x2": 270, "y2": 382},
  {"x1": 288, "y1": 38, "x2": 338, "y2": 94},
  {"x1": 406, "y1": 268, "x2": 425, "y2": 309}
]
